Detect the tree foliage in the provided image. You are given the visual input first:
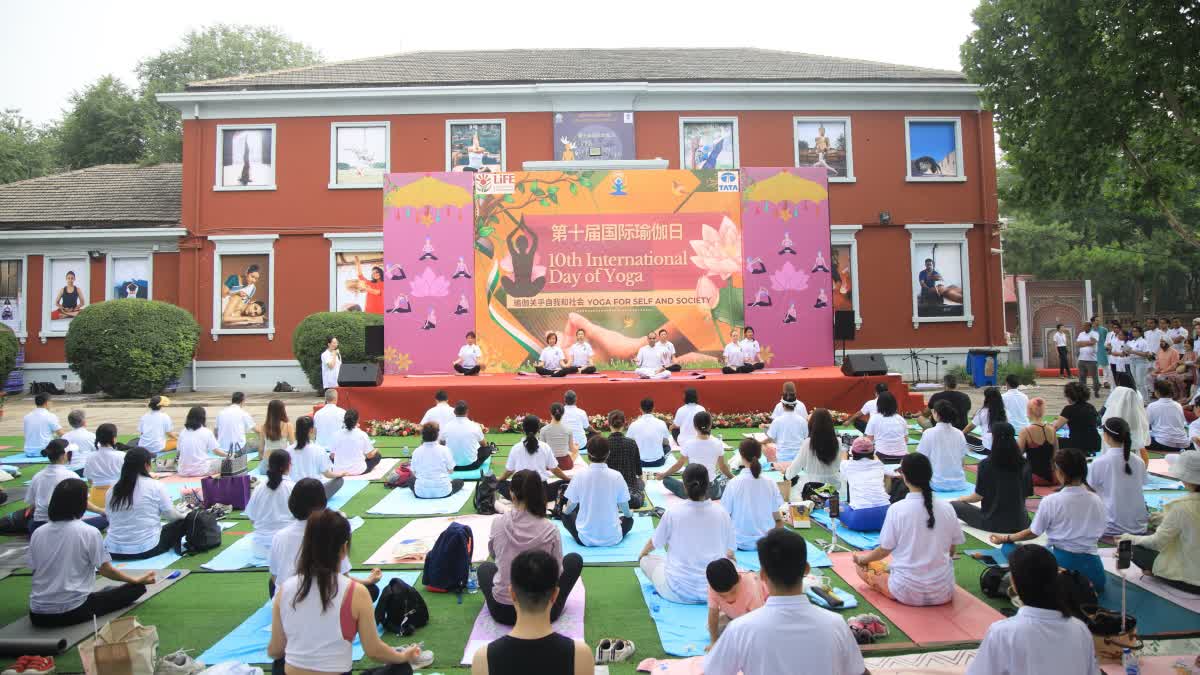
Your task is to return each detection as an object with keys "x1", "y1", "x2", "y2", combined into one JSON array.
[
  {"x1": 0, "y1": 110, "x2": 58, "y2": 184},
  {"x1": 65, "y1": 300, "x2": 200, "y2": 398},
  {"x1": 57, "y1": 76, "x2": 147, "y2": 170},
  {"x1": 292, "y1": 312, "x2": 382, "y2": 392}
]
